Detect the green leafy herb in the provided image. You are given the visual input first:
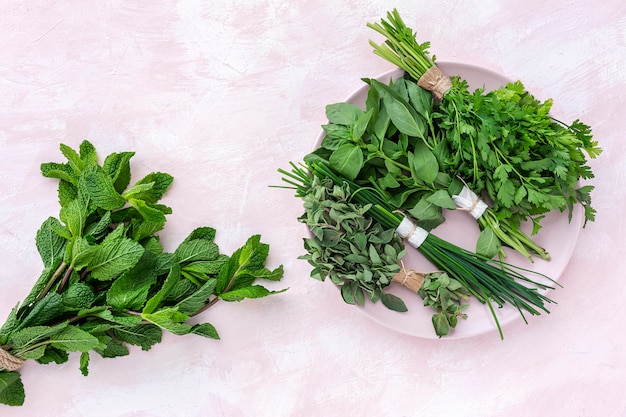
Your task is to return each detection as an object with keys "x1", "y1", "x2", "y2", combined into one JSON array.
[
  {"x1": 0, "y1": 141, "x2": 285, "y2": 407},
  {"x1": 367, "y1": 8, "x2": 601, "y2": 231},
  {"x1": 279, "y1": 161, "x2": 557, "y2": 339},
  {"x1": 283, "y1": 168, "x2": 469, "y2": 336}
]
